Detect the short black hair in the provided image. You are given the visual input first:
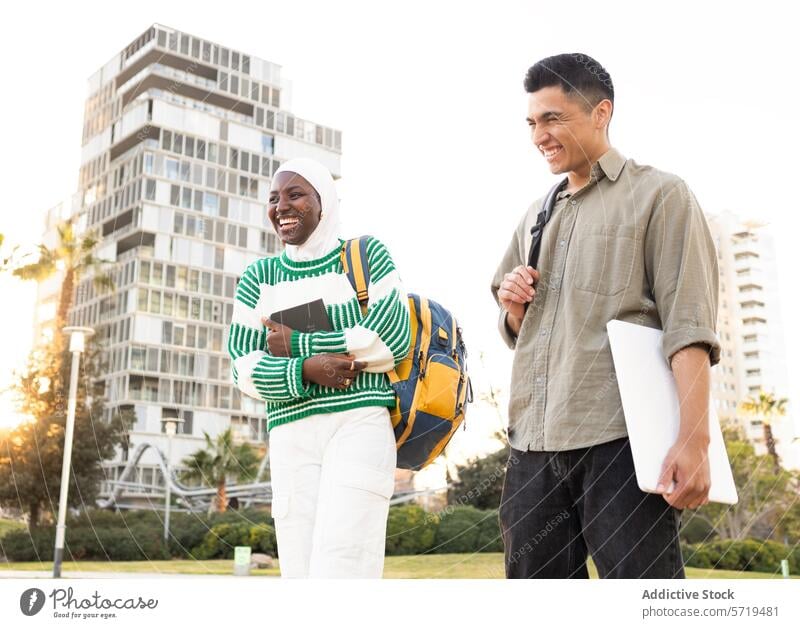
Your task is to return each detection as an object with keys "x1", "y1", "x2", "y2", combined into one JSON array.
[{"x1": 523, "y1": 53, "x2": 614, "y2": 113}]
